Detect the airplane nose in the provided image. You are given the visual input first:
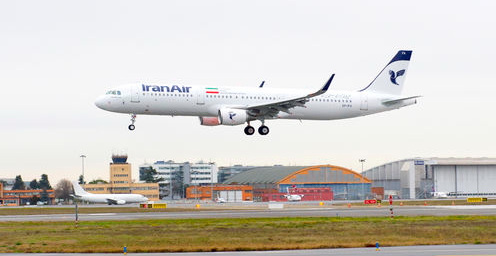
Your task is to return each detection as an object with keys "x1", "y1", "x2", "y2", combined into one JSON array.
[{"x1": 95, "y1": 96, "x2": 106, "y2": 109}]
